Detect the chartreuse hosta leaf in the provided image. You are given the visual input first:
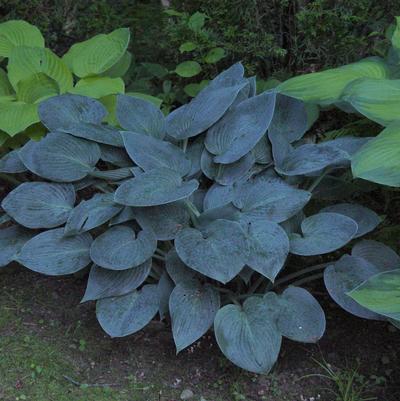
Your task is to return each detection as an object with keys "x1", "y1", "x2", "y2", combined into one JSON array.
[
  {"x1": 277, "y1": 57, "x2": 389, "y2": 105},
  {"x1": 0, "y1": 101, "x2": 39, "y2": 136},
  {"x1": 214, "y1": 297, "x2": 281, "y2": 373},
  {"x1": 352, "y1": 123, "x2": 400, "y2": 187},
  {"x1": 69, "y1": 77, "x2": 125, "y2": 99},
  {"x1": 1, "y1": 182, "x2": 75, "y2": 229},
  {"x1": 0, "y1": 67, "x2": 13, "y2": 96},
  {"x1": 19, "y1": 132, "x2": 101, "y2": 182},
  {"x1": 8, "y1": 46, "x2": 73, "y2": 93},
  {"x1": 0, "y1": 225, "x2": 33, "y2": 267},
  {"x1": 96, "y1": 284, "x2": 159, "y2": 338},
  {"x1": 63, "y1": 28, "x2": 130, "y2": 78},
  {"x1": 0, "y1": 20, "x2": 44, "y2": 57},
  {"x1": 175, "y1": 219, "x2": 249, "y2": 283},
  {"x1": 122, "y1": 132, "x2": 191, "y2": 176},
  {"x1": 90, "y1": 225, "x2": 156, "y2": 270},
  {"x1": 82, "y1": 261, "x2": 151, "y2": 302},
  {"x1": 17, "y1": 228, "x2": 92, "y2": 275},
  {"x1": 116, "y1": 95, "x2": 166, "y2": 139},
  {"x1": 16, "y1": 73, "x2": 59, "y2": 103},
  {"x1": 290, "y1": 213, "x2": 358, "y2": 256},
  {"x1": 205, "y1": 91, "x2": 276, "y2": 164},
  {"x1": 114, "y1": 168, "x2": 199, "y2": 207},
  {"x1": 170, "y1": 280, "x2": 220, "y2": 352},
  {"x1": 348, "y1": 269, "x2": 400, "y2": 321}
]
